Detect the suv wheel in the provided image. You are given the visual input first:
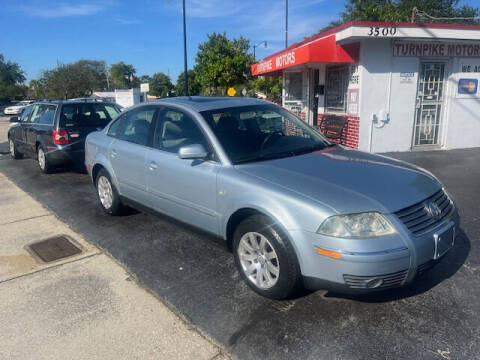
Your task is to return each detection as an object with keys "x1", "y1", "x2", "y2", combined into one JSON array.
[
  {"x1": 9, "y1": 138, "x2": 23, "y2": 159},
  {"x1": 96, "y1": 169, "x2": 124, "y2": 215},
  {"x1": 233, "y1": 214, "x2": 301, "y2": 299},
  {"x1": 37, "y1": 145, "x2": 52, "y2": 173}
]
